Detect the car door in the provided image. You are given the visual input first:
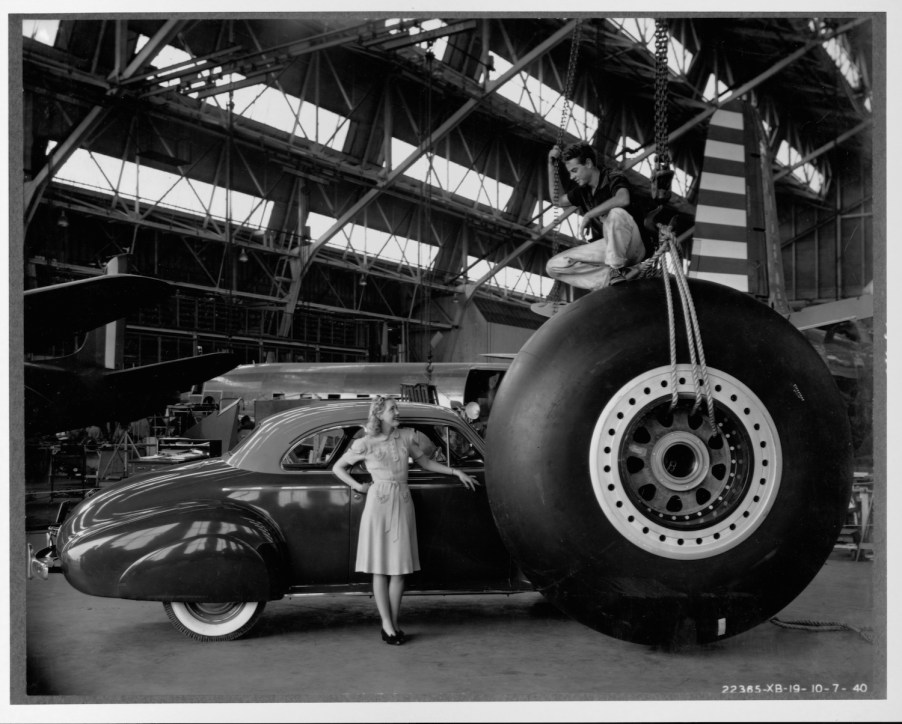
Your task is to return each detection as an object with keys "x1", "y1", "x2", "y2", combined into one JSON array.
[
  {"x1": 407, "y1": 420, "x2": 512, "y2": 589},
  {"x1": 272, "y1": 424, "x2": 357, "y2": 587}
]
